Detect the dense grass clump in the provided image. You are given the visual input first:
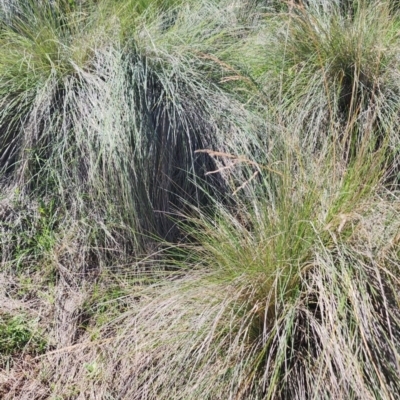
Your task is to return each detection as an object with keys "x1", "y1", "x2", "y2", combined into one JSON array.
[{"x1": 0, "y1": 0, "x2": 399, "y2": 399}]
